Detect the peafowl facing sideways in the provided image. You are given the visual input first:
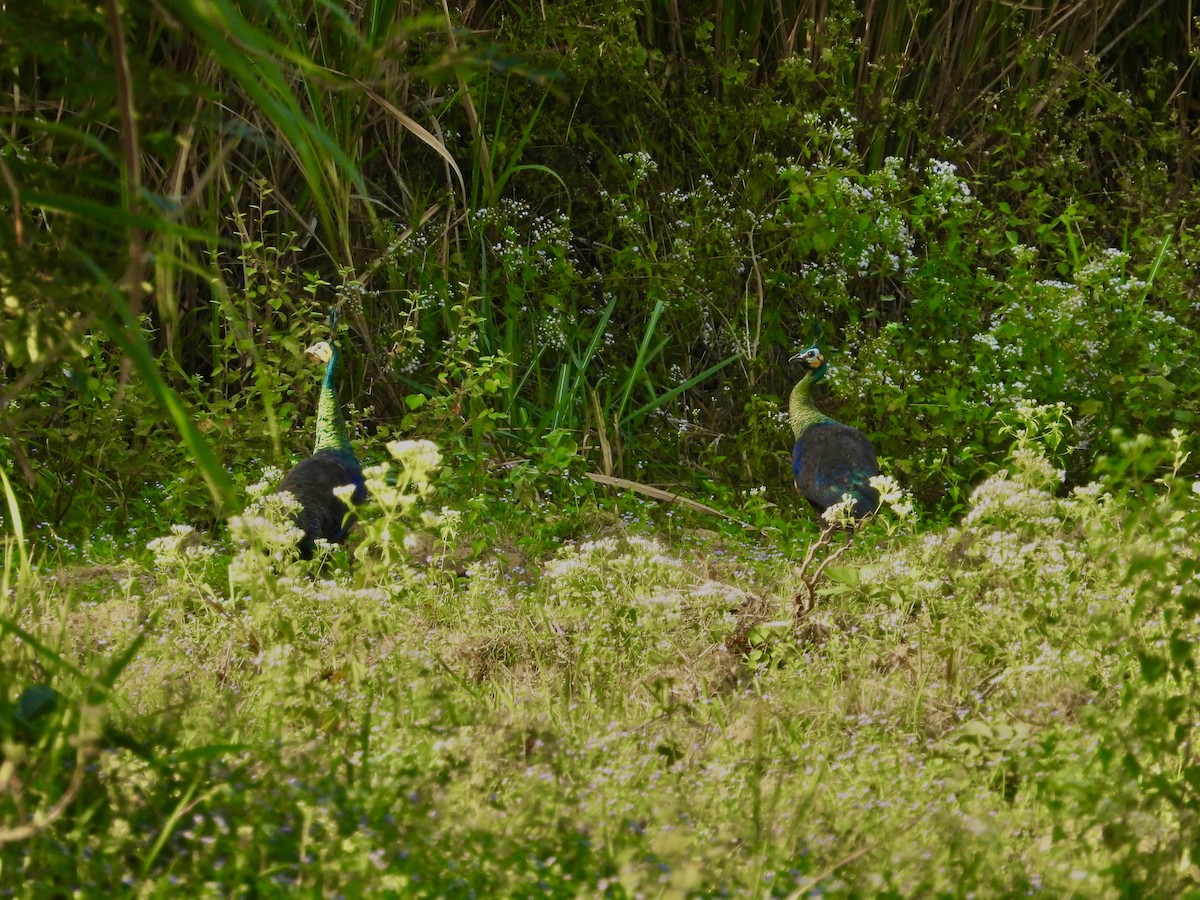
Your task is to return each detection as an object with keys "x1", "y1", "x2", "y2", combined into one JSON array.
[
  {"x1": 788, "y1": 346, "x2": 880, "y2": 521},
  {"x1": 277, "y1": 323, "x2": 367, "y2": 558}
]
